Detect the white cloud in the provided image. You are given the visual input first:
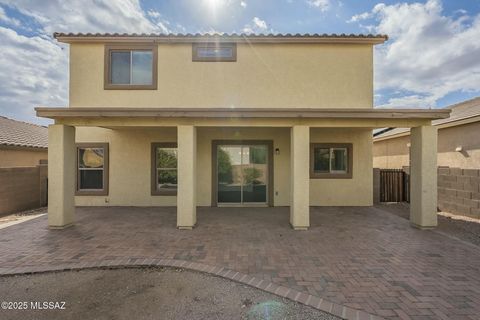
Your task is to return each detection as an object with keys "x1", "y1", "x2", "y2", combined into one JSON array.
[
  {"x1": 147, "y1": 9, "x2": 161, "y2": 19},
  {"x1": 347, "y1": 11, "x2": 371, "y2": 23},
  {"x1": 243, "y1": 16, "x2": 269, "y2": 34},
  {"x1": 306, "y1": 0, "x2": 330, "y2": 12},
  {"x1": 0, "y1": 27, "x2": 67, "y2": 124},
  {"x1": 156, "y1": 21, "x2": 170, "y2": 33},
  {"x1": 0, "y1": 1, "x2": 181, "y2": 124},
  {"x1": 353, "y1": 0, "x2": 480, "y2": 108},
  {"x1": 253, "y1": 17, "x2": 267, "y2": 30},
  {"x1": 376, "y1": 95, "x2": 438, "y2": 109},
  {"x1": 0, "y1": 6, "x2": 20, "y2": 26},
  {"x1": 0, "y1": 0, "x2": 159, "y2": 34},
  {"x1": 240, "y1": 1, "x2": 247, "y2": 8}
]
